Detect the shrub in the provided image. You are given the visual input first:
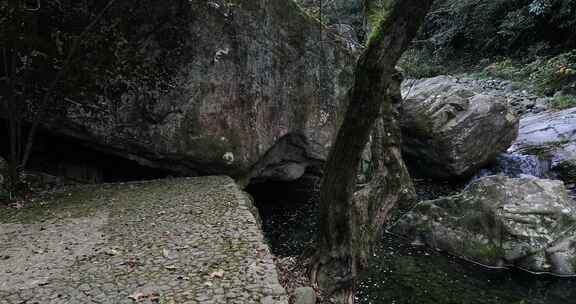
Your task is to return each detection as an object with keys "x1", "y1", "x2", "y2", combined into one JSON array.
[
  {"x1": 550, "y1": 94, "x2": 576, "y2": 110},
  {"x1": 416, "y1": 0, "x2": 576, "y2": 61},
  {"x1": 482, "y1": 58, "x2": 524, "y2": 80},
  {"x1": 479, "y1": 50, "x2": 576, "y2": 94},
  {"x1": 399, "y1": 48, "x2": 448, "y2": 78},
  {"x1": 528, "y1": 50, "x2": 576, "y2": 94}
]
